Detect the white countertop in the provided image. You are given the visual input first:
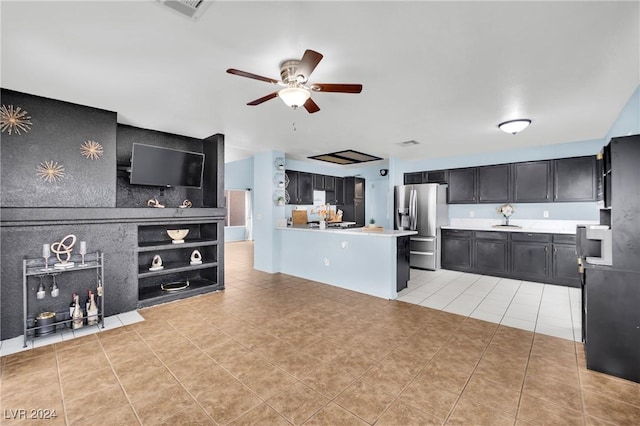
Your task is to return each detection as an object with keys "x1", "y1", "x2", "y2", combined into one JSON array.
[
  {"x1": 277, "y1": 226, "x2": 417, "y2": 238},
  {"x1": 443, "y1": 218, "x2": 599, "y2": 235}
]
